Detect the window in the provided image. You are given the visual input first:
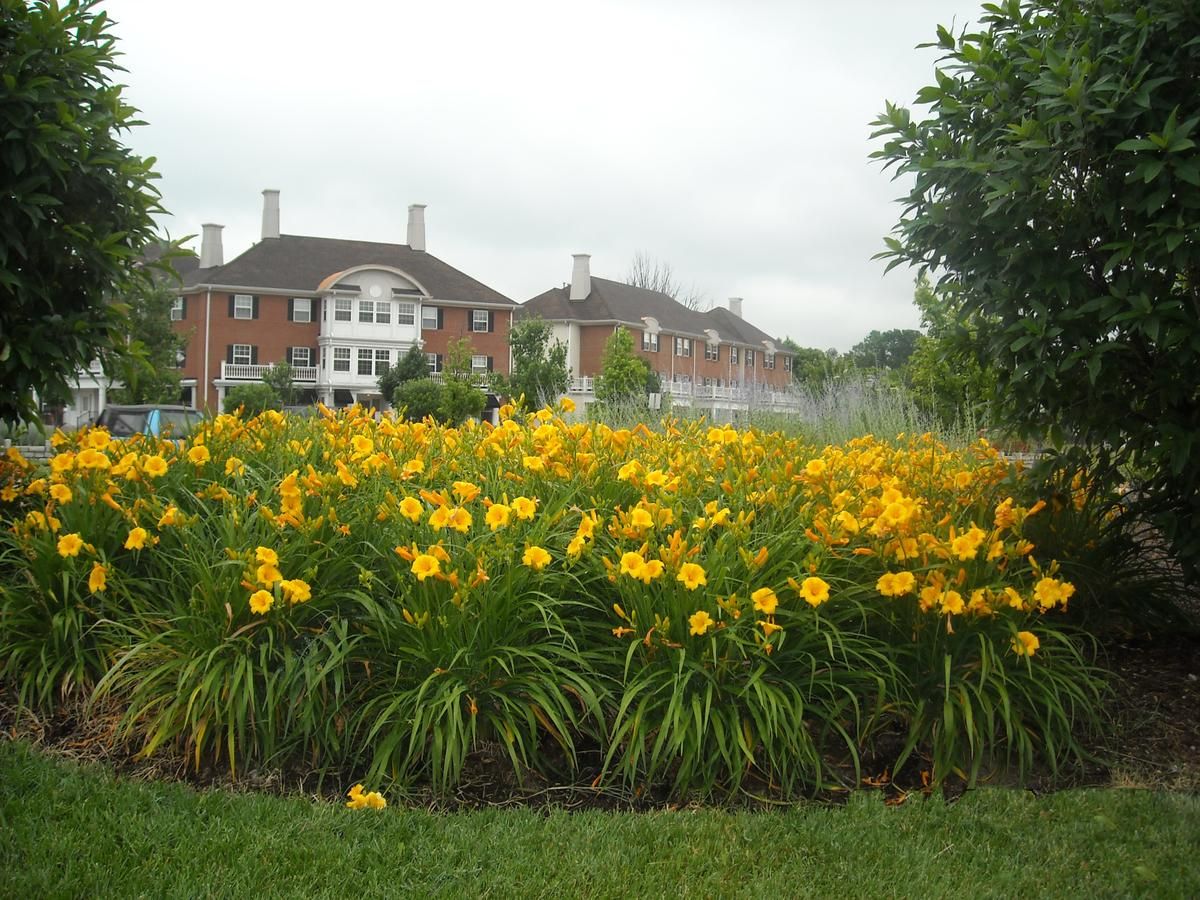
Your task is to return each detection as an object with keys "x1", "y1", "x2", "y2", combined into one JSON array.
[
  {"x1": 375, "y1": 301, "x2": 391, "y2": 324},
  {"x1": 290, "y1": 298, "x2": 311, "y2": 323},
  {"x1": 471, "y1": 354, "x2": 492, "y2": 374},
  {"x1": 730, "y1": 346, "x2": 739, "y2": 365},
  {"x1": 333, "y1": 347, "x2": 351, "y2": 372},
  {"x1": 397, "y1": 302, "x2": 416, "y2": 325},
  {"x1": 335, "y1": 299, "x2": 352, "y2": 322},
  {"x1": 232, "y1": 344, "x2": 252, "y2": 366},
  {"x1": 289, "y1": 347, "x2": 312, "y2": 367},
  {"x1": 375, "y1": 349, "x2": 389, "y2": 373},
  {"x1": 746, "y1": 350, "x2": 756, "y2": 367},
  {"x1": 358, "y1": 349, "x2": 374, "y2": 375},
  {"x1": 764, "y1": 353, "x2": 775, "y2": 370},
  {"x1": 783, "y1": 356, "x2": 792, "y2": 373},
  {"x1": 170, "y1": 297, "x2": 185, "y2": 321},
  {"x1": 422, "y1": 306, "x2": 440, "y2": 330},
  {"x1": 471, "y1": 309, "x2": 491, "y2": 332},
  {"x1": 642, "y1": 331, "x2": 659, "y2": 352},
  {"x1": 233, "y1": 294, "x2": 254, "y2": 319},
  {"x1": 426, "y1": 352, "x2": 443, "y2": 373},
  {"x1": 359, "y1": 300, "x2": 375, "y2": 323},
  {"x1": 675, "y1": 337, "x2": 692, "y2": 358},
  {"x1": 705, "y1": 342, "x2": 719, "y2": 361},
  {"x1": 175, "y1": 347, "x2": 186, "y2": 368}
]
